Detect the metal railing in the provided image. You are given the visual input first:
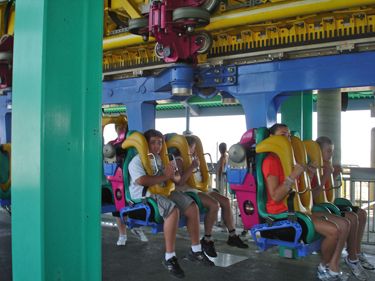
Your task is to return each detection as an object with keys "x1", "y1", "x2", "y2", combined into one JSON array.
[{"x1": 341, "y1": 167, "x2": 375, "y2": 245}]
